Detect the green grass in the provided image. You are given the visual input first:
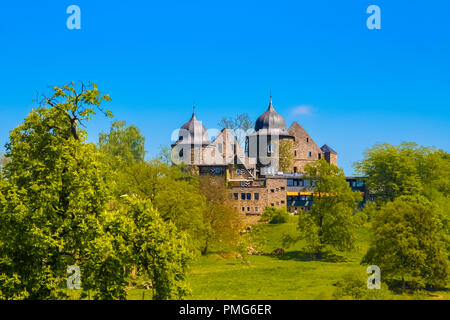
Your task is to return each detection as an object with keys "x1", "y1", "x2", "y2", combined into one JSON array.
[
  {"x1": 127, "y1": 217, "x2": 447, "y2": 300},
  {"x1": 60, "y1": 217, "x2": 449, "y2": 299}
]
